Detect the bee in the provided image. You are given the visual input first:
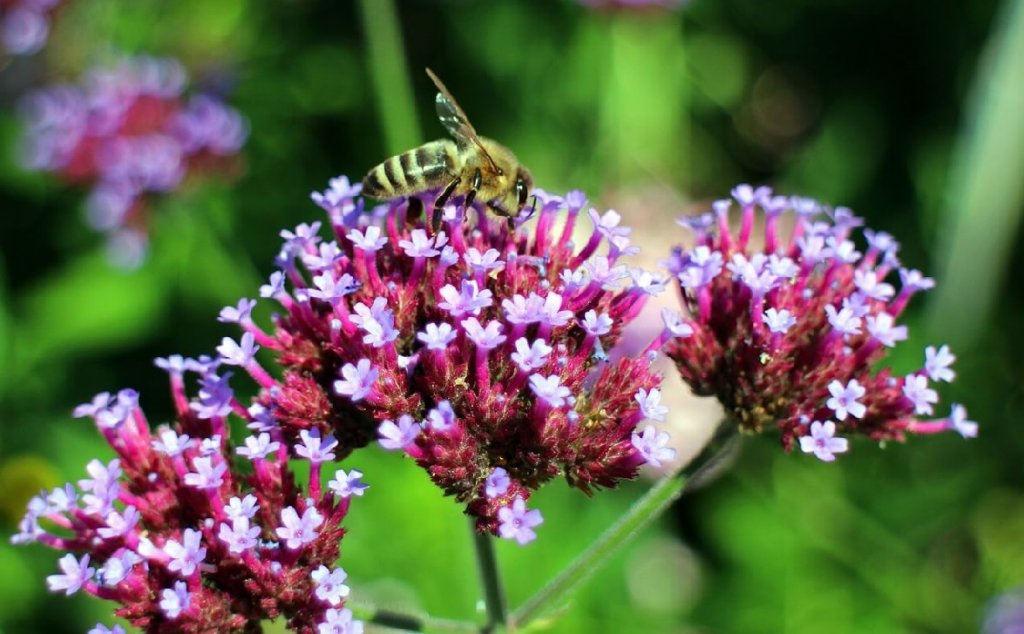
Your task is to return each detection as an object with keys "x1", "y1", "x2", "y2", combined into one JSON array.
[{"x1": 361, "y1": 68, "x2": 533, "y2": 230}]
